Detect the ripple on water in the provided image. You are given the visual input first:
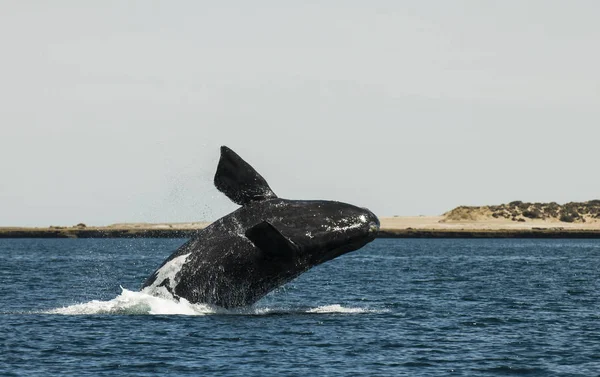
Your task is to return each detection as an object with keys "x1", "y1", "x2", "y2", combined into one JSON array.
[{"x1": 1, "y1": 238, "x2": 600, "y2": 376}]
